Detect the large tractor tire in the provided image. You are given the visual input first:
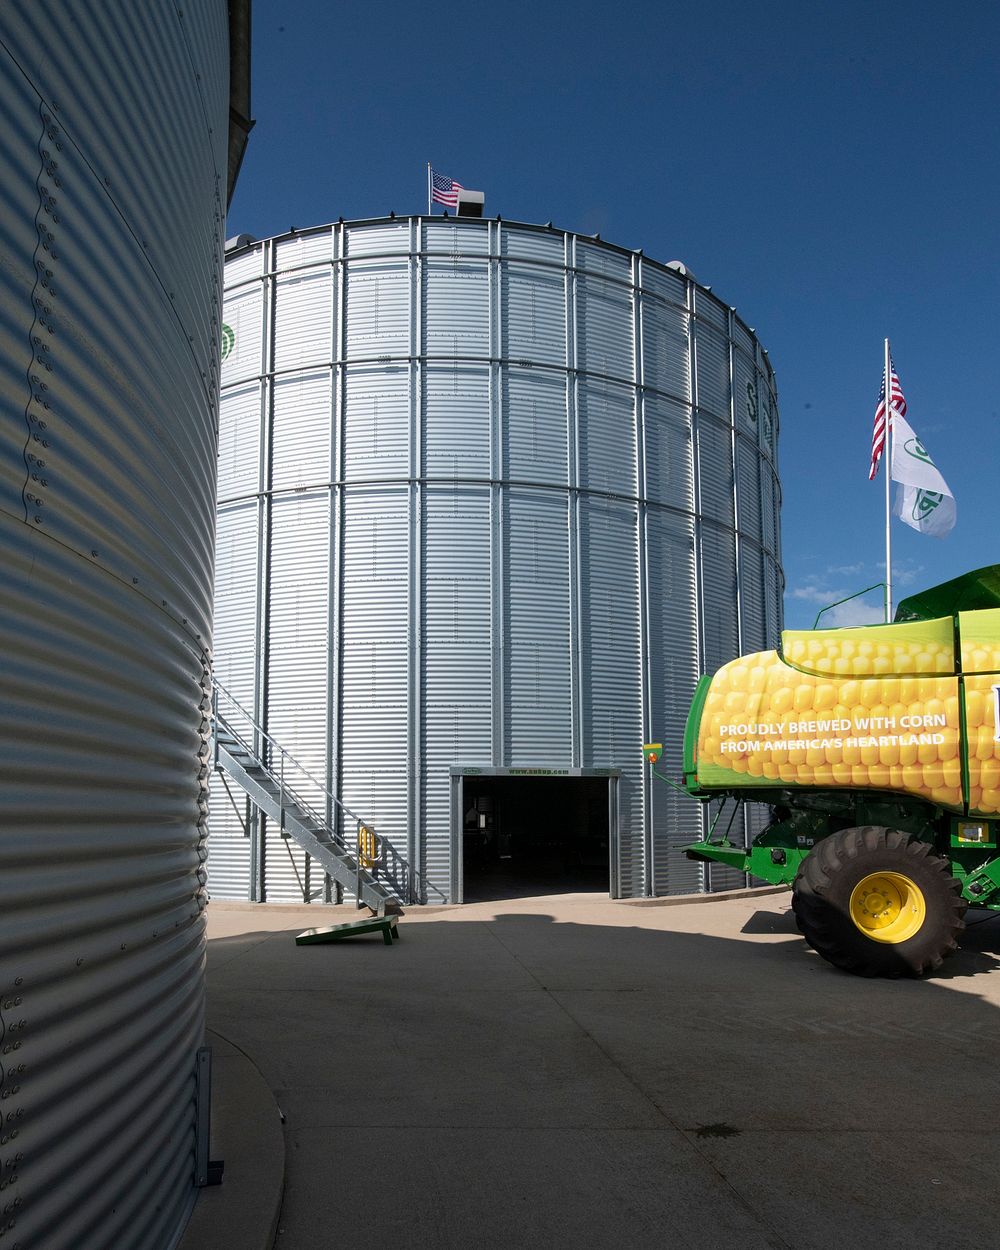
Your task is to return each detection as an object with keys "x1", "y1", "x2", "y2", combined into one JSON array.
[{"x1": 791, "y1": 826, "x2": 966, "y2": 977}]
